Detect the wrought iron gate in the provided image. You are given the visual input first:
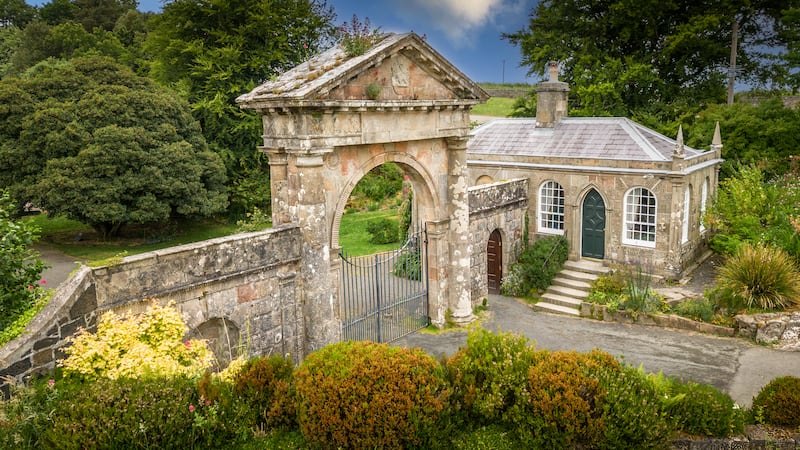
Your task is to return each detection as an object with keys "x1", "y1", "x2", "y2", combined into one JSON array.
[{"x1": 339, "y1": 227, "x2": 429, "y2": 343}]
